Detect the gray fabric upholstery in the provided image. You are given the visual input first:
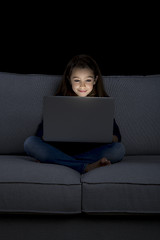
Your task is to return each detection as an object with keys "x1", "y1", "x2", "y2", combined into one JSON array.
[
  {"x1": 0, "y1": 72, "x2": 160, "y2": 216},
  {"x1": 0, "y1": 72, "x2": 61, "y2": 154},
  {"x1": 0, "y1": 73, "x2": 160, "y2": 155},
  {"x1": 0, "y1": 155, "x2": 81, "y2": 214},
  {"x1": 103, "y1": 75, "x2": 160, "y2": 155},
  {"x1": 81, "y1": 156, "x2": 160, "y2": 214}
]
